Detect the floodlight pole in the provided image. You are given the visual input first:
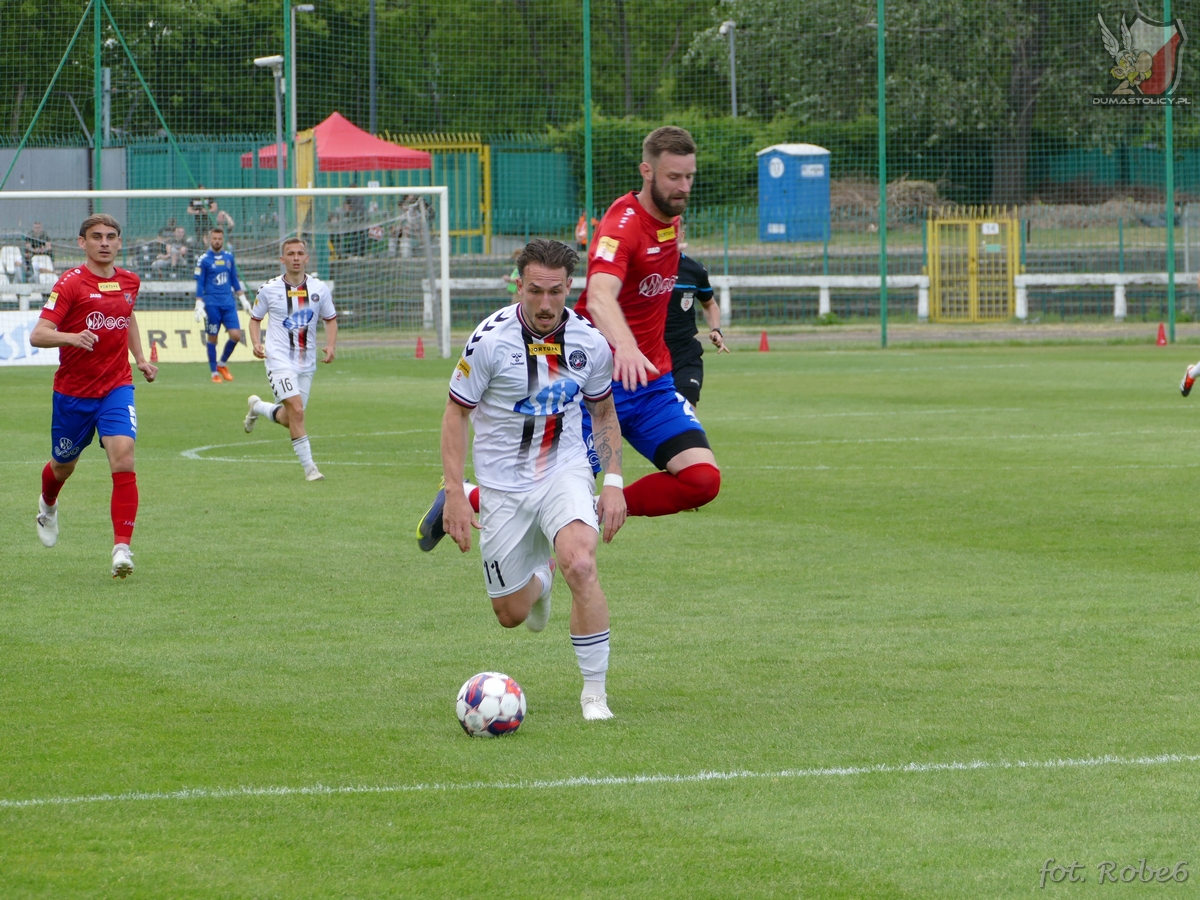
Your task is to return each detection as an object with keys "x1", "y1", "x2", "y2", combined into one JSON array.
[
  {"x1": 1166, "y1": 0, "x2": 1177, "y2": 343},
  {"x1": 877, "y1": 0, "x2": 888, "y2": 348},
  {"x1": 369, "y1": 0, "x2": 377, "y2": 134},
  {"x1": 93, "y1": 0, "x2": 102, "y2": 198},
  {"x1": 720, "y1": 21, "x2": 737, "y2": 118},
  {"x1": 257, "y1": 55, "x2": 289, "y2": 247}
]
